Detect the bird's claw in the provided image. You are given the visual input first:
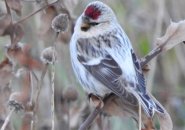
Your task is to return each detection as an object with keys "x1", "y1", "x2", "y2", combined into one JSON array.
[{"x1": 89, "y1": 94, "x2": 104, "y2": 109}]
